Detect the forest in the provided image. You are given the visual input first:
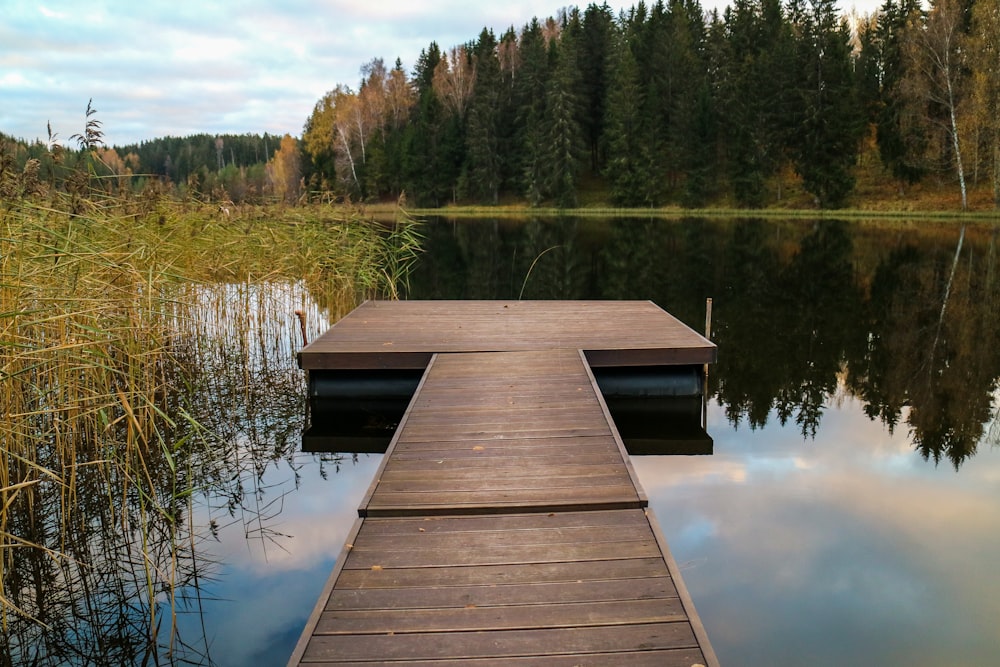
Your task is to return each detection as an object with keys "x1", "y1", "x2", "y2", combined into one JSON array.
[
  {"x1": 0, "y1": 128, "x2": 299, "y2": 205},
  {"x1": 2, "y1": 0, "x2": 999, "y2": 211},
  {"x1": 302, "y1": 0, "x2": 1000, "y2": 210}
]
